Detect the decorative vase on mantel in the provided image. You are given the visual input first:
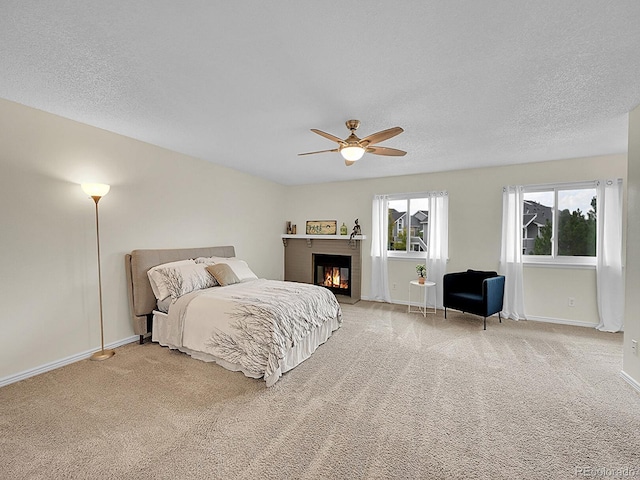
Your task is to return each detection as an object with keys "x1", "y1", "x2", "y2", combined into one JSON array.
[{"x1": 340, "y1": 222, "x2": 348, "y2": 235}]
